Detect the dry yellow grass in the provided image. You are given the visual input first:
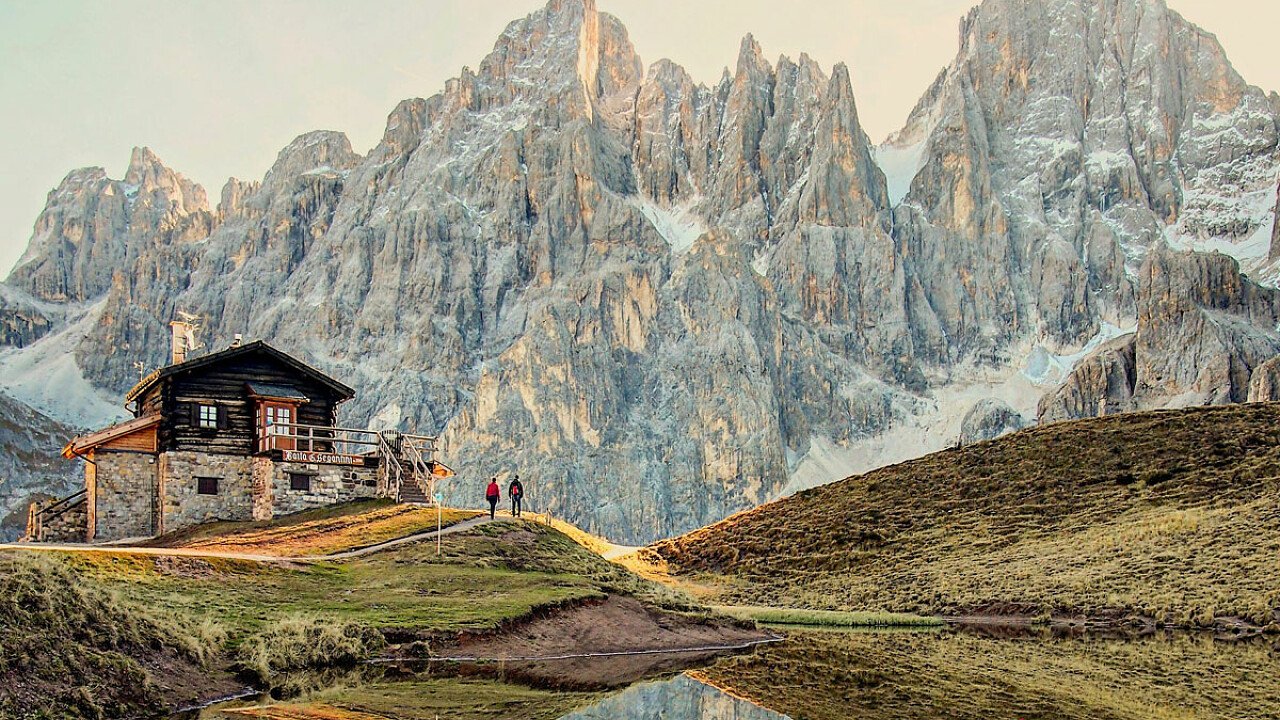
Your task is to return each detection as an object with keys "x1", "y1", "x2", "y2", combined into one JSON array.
[
  {"x1": 147, "y1": 500, "x2": 481, "y2": 557},
  {"x1": 652, "y1": 404, "x2": 1280, "y2": 625}
]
